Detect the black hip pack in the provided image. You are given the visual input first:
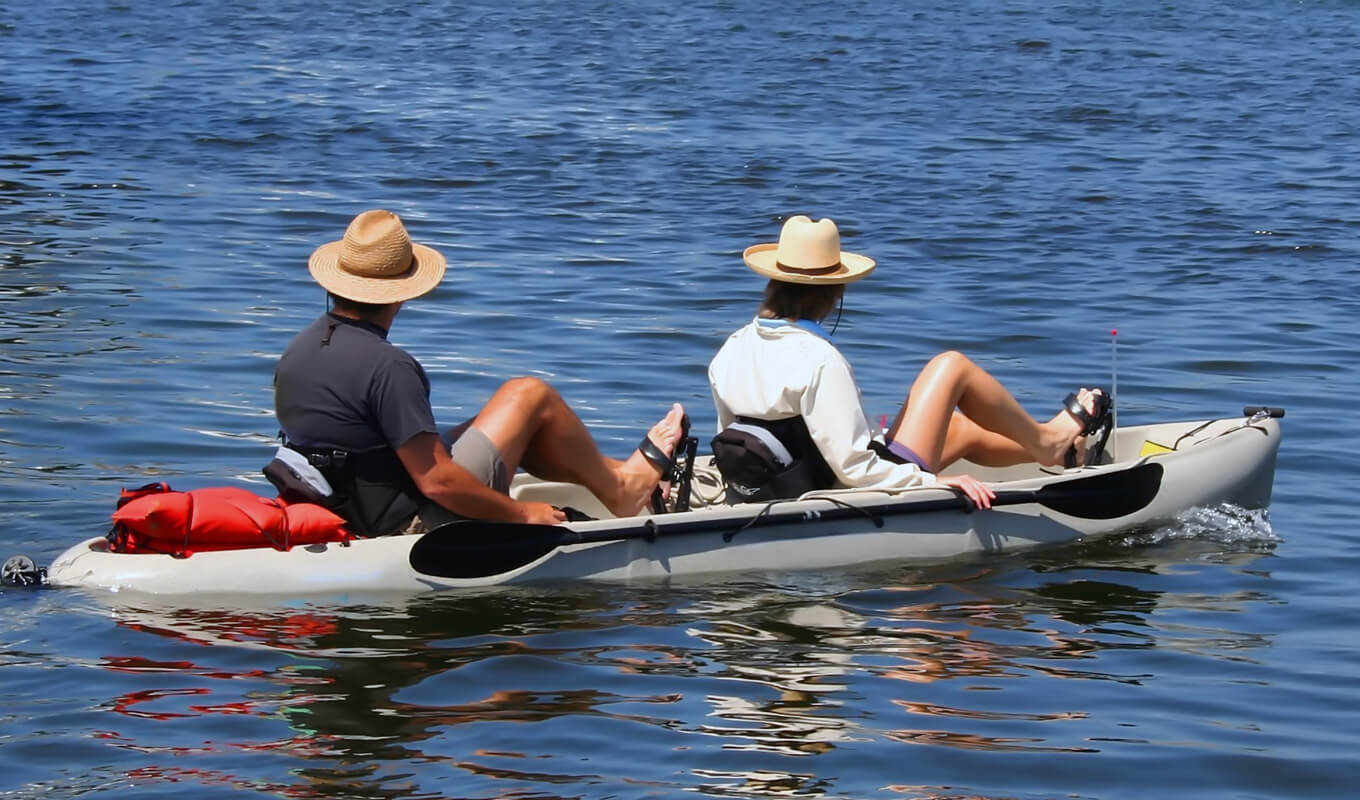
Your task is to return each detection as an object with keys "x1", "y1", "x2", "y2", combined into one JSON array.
[
  {"x1": 264, "y1": 442, "x2": 425, "y2": 537},
  {"x1": 710, "y1": 416, "x2": 836, "y2": 504}
]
